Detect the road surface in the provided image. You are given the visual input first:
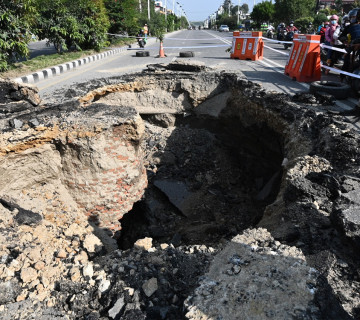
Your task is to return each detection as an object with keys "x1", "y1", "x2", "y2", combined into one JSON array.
[{"x1": 35, "y1": 29, "x2": 357, "y2": 112}]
